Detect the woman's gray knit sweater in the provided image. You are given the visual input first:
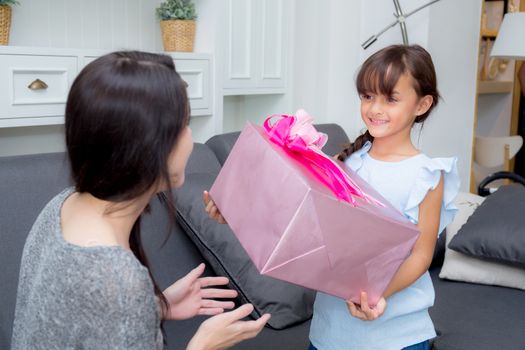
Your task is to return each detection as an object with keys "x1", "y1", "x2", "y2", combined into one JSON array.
[{"x1": 11, "y1": 188, "x2": 163, "y2": 349}]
